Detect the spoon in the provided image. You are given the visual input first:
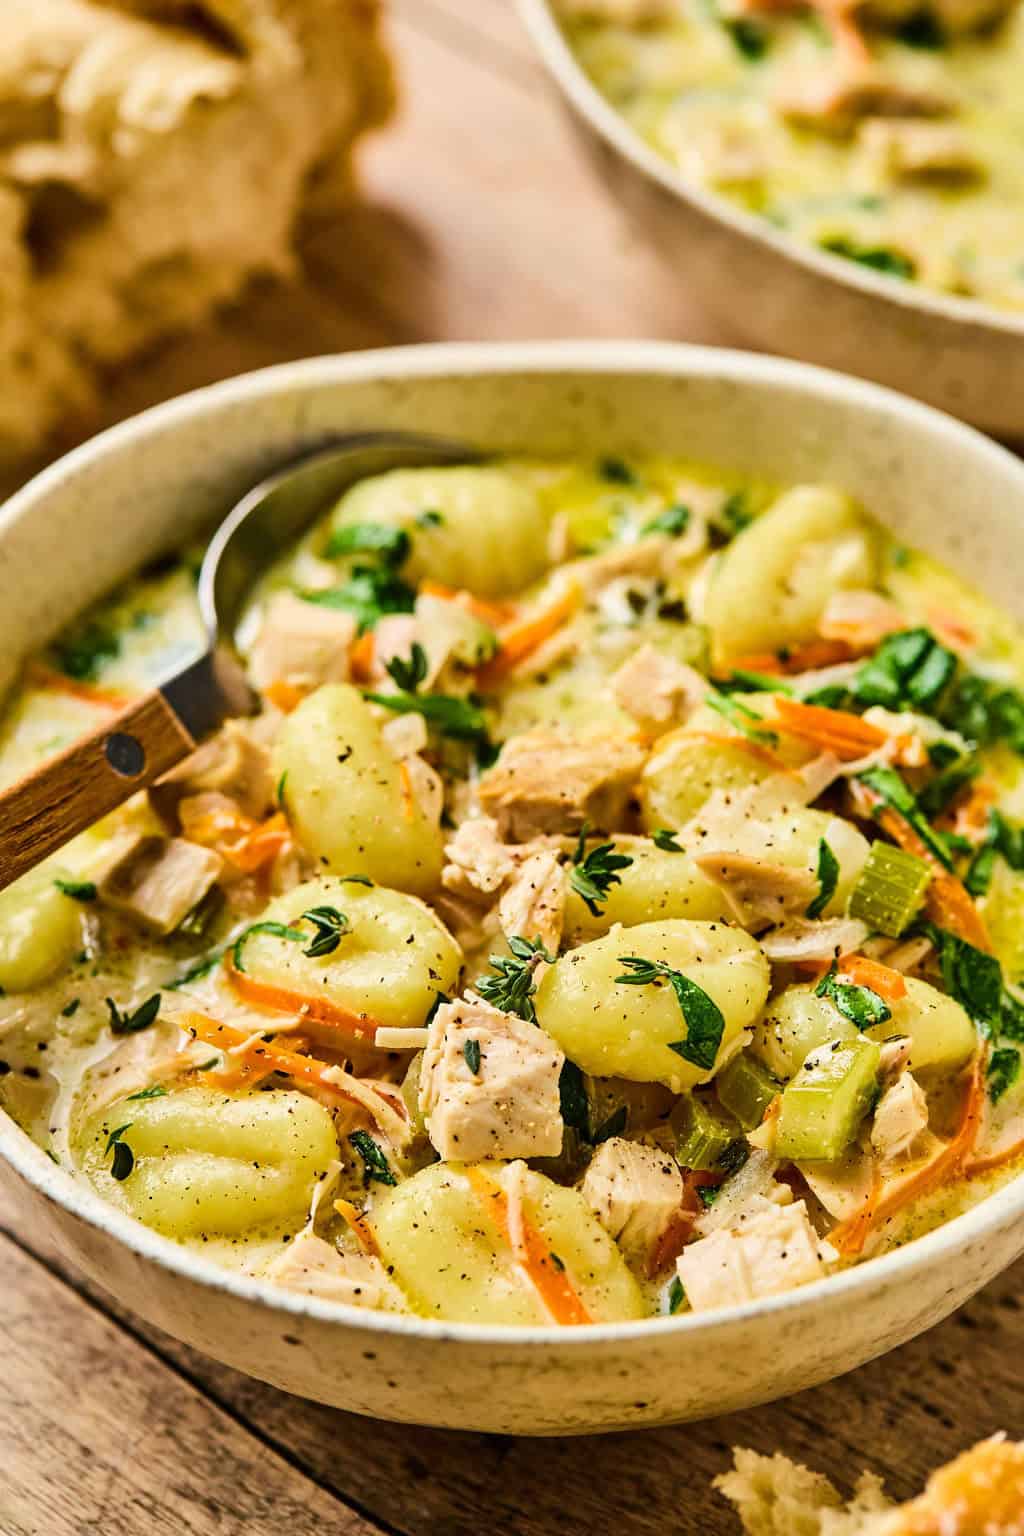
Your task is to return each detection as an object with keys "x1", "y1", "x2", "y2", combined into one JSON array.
[{"x1": 0, "y1": 431, "x2": 471, "y2": 891}]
